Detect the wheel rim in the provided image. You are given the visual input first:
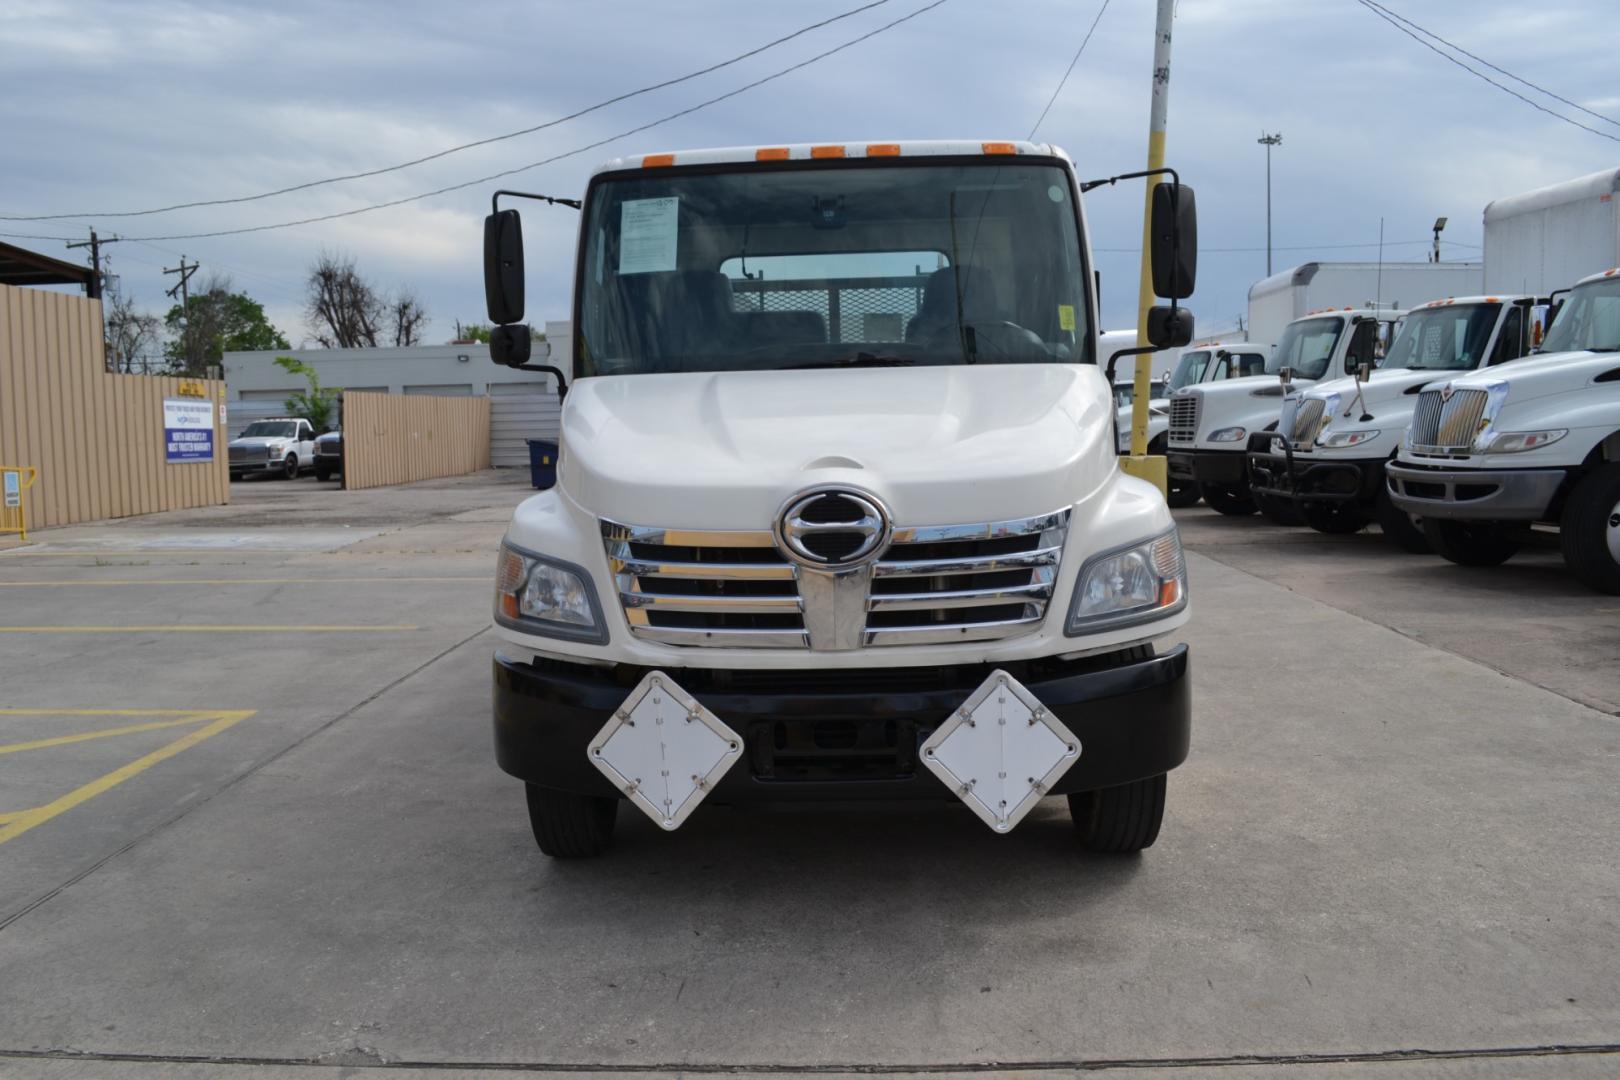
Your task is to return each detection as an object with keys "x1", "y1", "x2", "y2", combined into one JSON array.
[{"x1": 1607, "y1": 497, "x2": 1620, "y2": 563}]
